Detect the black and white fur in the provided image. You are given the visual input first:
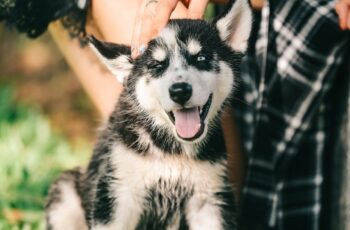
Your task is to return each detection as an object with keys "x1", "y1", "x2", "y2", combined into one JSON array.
[{"x1": 46, "y1": 0, "x2": 252, "y2": 229}]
